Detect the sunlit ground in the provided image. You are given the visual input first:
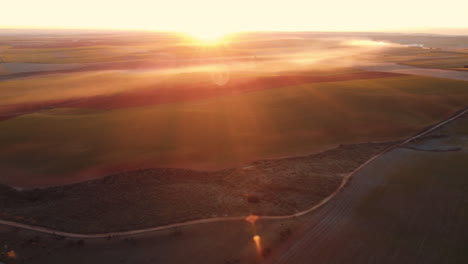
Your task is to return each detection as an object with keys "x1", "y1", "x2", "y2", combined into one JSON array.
[
  {"x1": 187, "y1": 30, "x2": 232, "y2": 46},
  {"x1": 0, "y1": 26, "x2": 468, "y2": 264},
  {"x1": 1, "y1": 31, "x2": 468, "y2": 188}
]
